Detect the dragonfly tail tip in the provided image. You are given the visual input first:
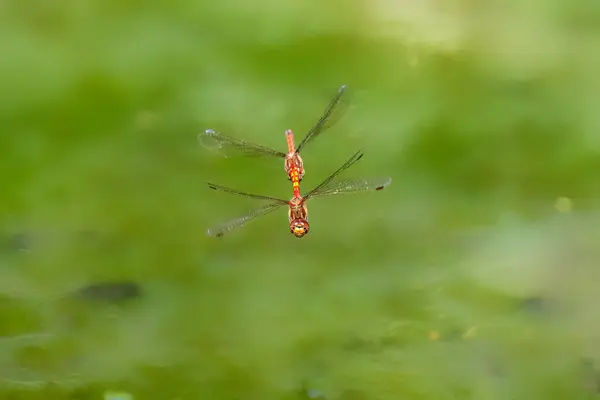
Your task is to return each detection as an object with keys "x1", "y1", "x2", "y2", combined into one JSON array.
[{"x1": 206, "y1": 228, "x2": 223, "y2": 237}]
